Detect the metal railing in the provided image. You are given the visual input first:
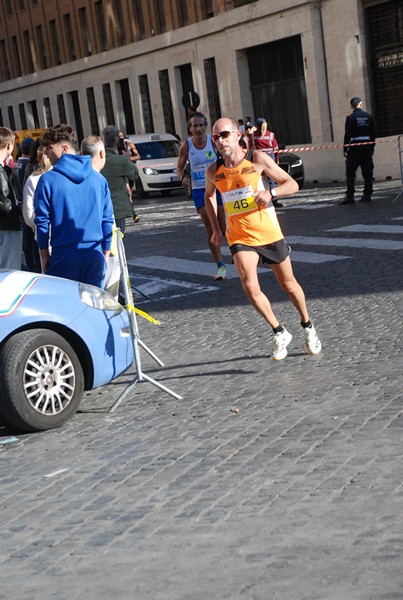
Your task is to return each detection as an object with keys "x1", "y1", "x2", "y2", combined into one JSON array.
[{"x1": 393, "y1": 134, "x2": 403, "y2": 203}]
